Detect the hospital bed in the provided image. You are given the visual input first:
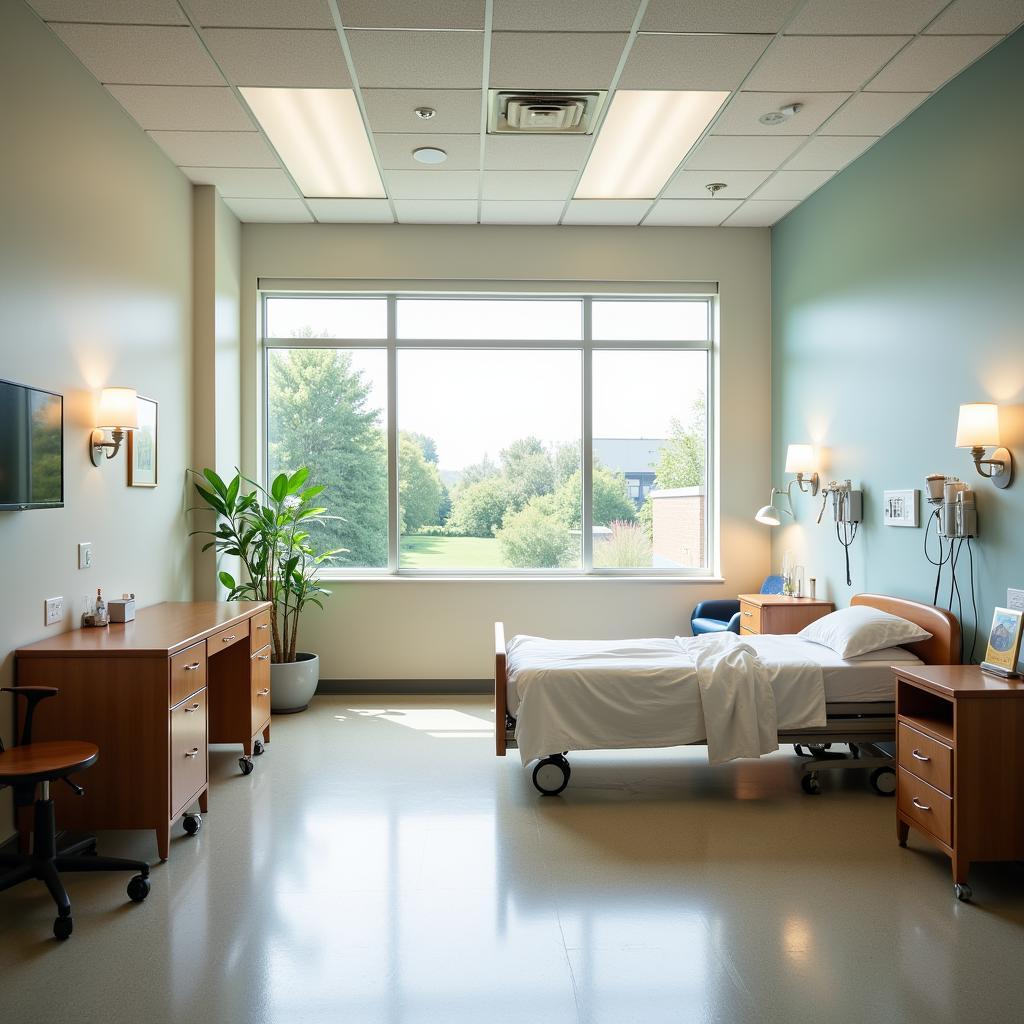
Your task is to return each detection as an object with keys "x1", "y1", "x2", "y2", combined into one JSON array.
[{"x1": 494, "y1": 594, "x2": 961, "y2": 796}]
